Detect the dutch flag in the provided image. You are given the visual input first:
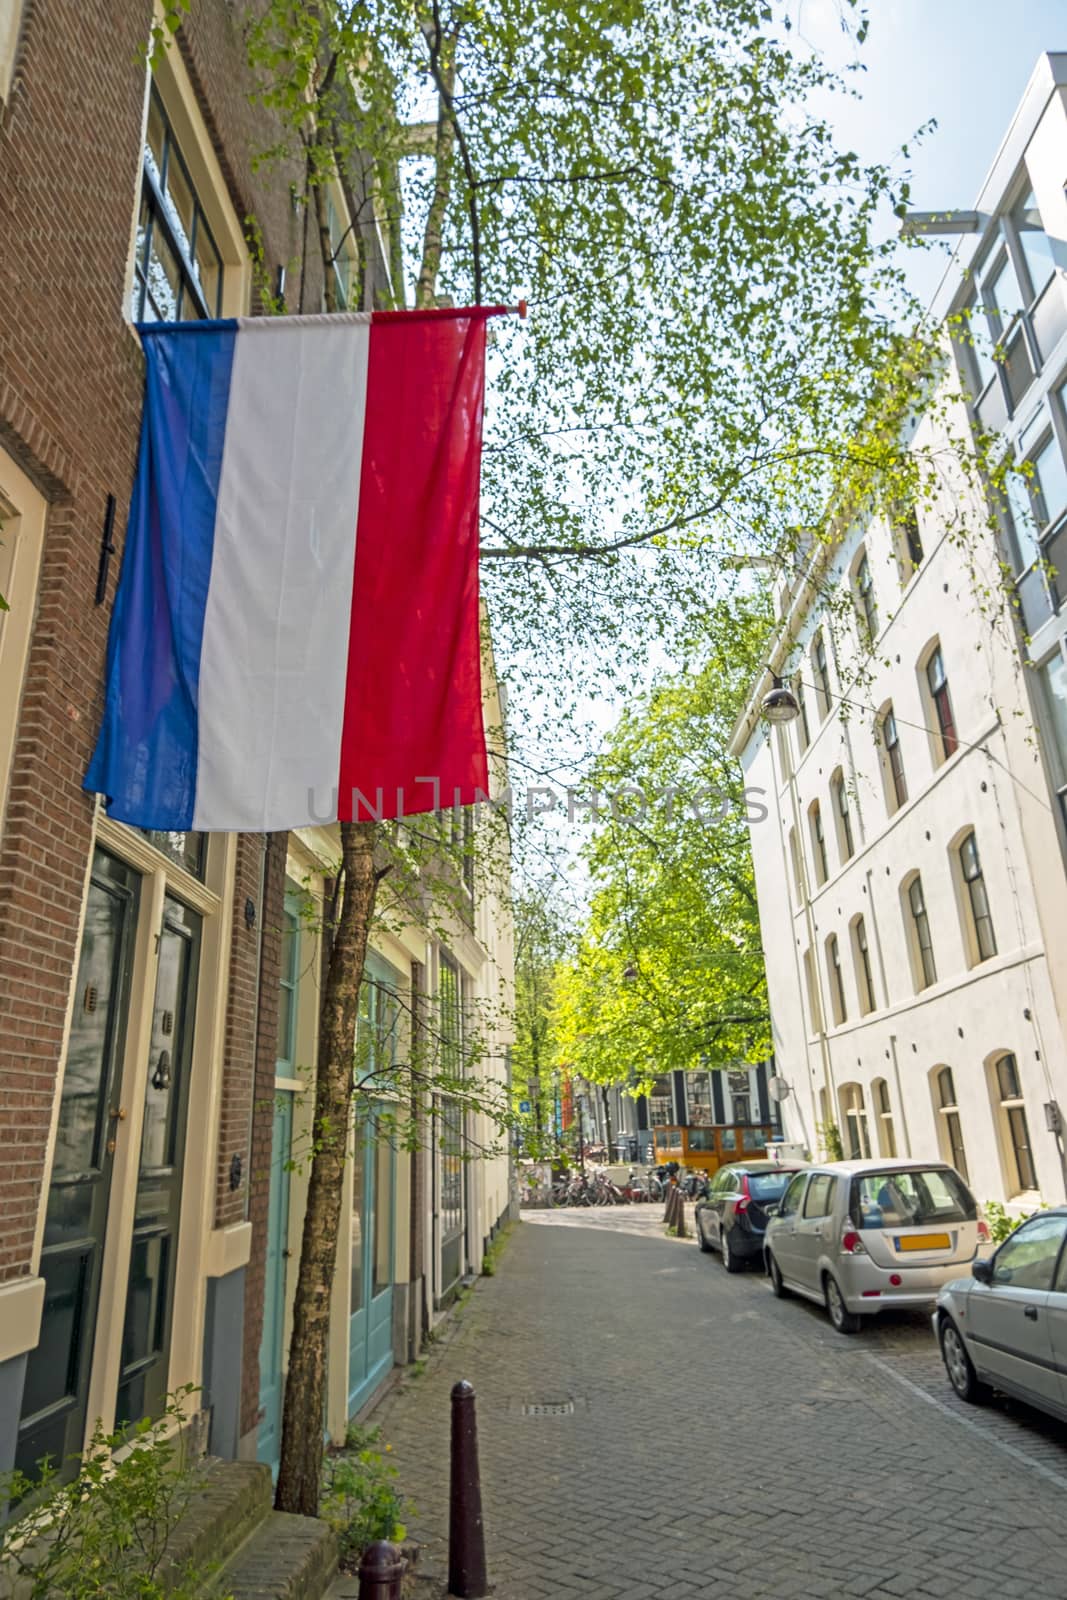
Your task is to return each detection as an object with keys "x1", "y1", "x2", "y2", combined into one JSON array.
[{"x1": 85, "y1": 308, "x2": 498, "y2": 831}]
